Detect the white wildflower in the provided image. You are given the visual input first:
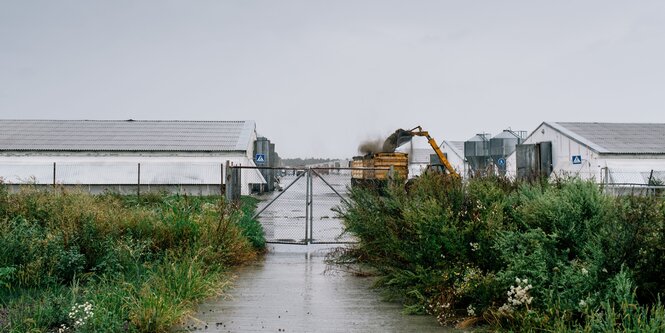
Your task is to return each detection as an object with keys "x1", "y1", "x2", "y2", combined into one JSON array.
[
  {"x1": 581, "y1": 267, "x2": 589, "y2": 276},
  {"x1": 579, "y1": 299, "x2": 587, "y2": 307},
  {"x1": 498, "y1": 303, "x2": 513, "y2": 313},
  {"x1": 506, "y1": 278, "x2": 533, "y2": 309},
  {"x1": 68, "y1": 301, "x2": 94, "y2": 328},
  {"x1": 467, "y1": 304, "x2": 476, "y2": 316}
]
